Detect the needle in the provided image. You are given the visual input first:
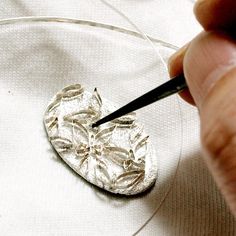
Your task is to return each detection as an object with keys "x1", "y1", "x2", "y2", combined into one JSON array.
[{"x1": 92, "y1": 74, "x2": 187, "y2": 128}]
